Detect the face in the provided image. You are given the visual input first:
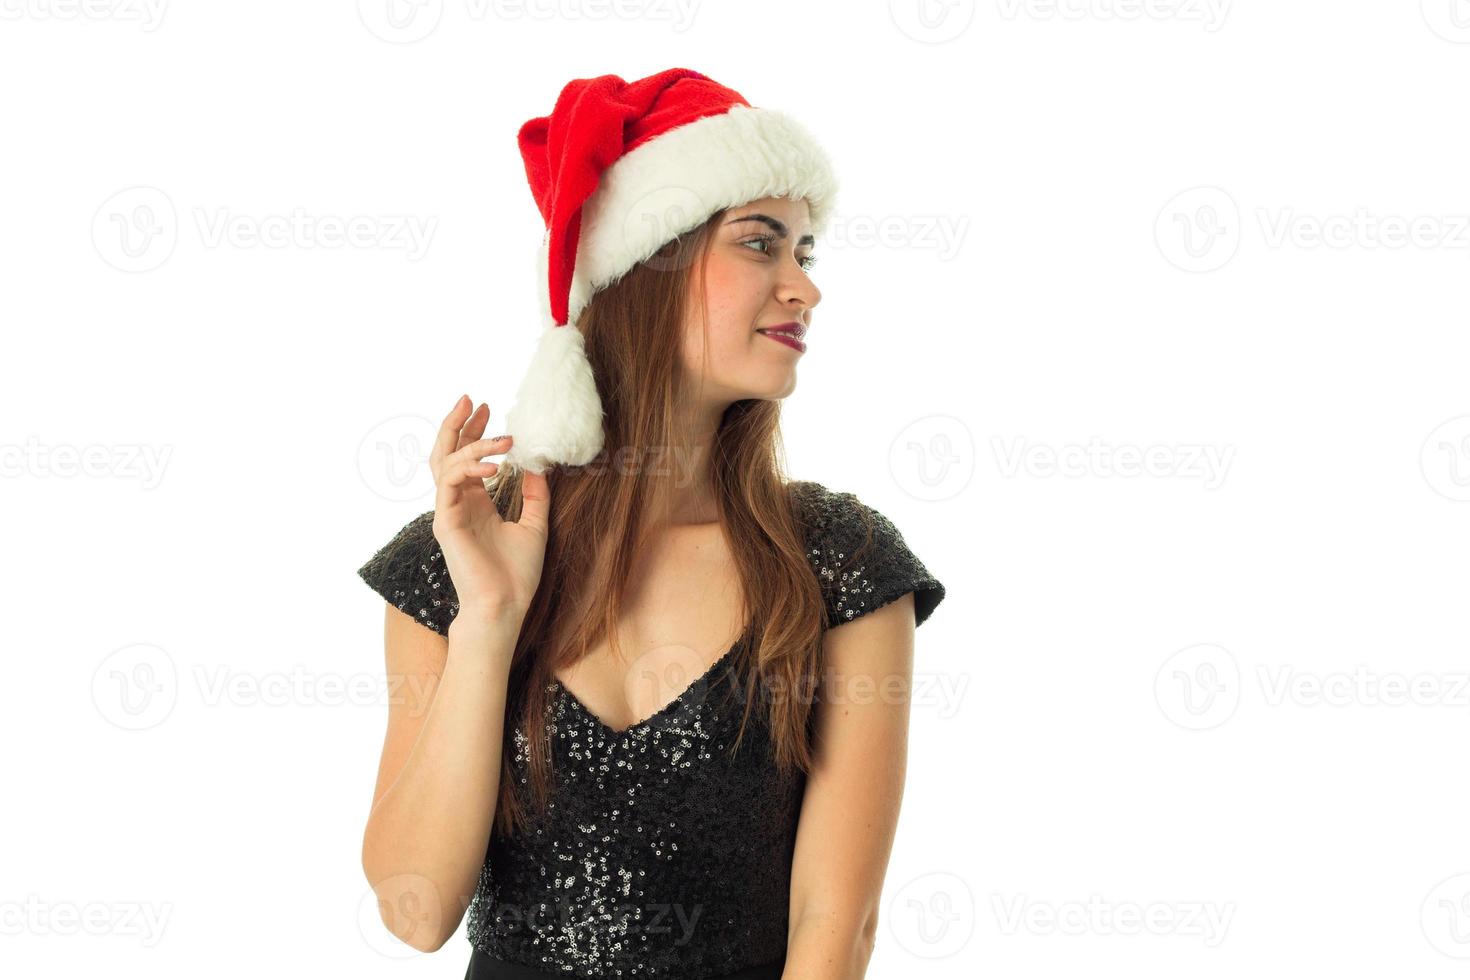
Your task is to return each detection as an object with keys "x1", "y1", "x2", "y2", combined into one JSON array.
[{"x1": 679, "y1": 195, "x2": 822, "y2": 406}]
